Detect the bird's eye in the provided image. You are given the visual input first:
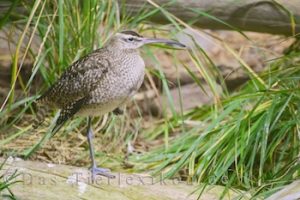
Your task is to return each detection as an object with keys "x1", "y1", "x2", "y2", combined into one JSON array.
[{"x1": 128, "y1": 37, "x2": 134, "y2": 42}]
